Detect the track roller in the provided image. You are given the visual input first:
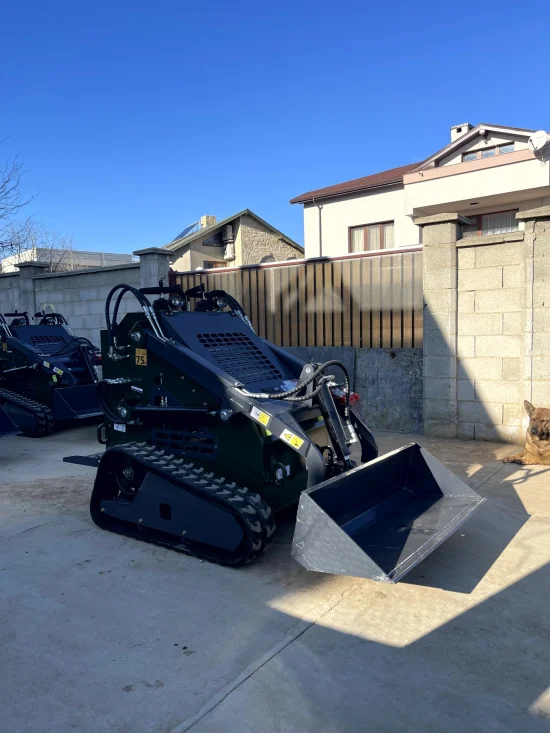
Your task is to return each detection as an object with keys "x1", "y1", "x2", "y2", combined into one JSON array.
[
  {"x1": 90, "y1": 442, "x2": 275, "y2": 566},
  {"x1": 0, "y1": 388, "x2": 55, "y2": 437}
]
